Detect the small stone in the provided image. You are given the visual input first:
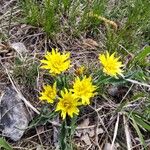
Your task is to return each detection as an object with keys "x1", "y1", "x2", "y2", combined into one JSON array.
[
  {"x1": 10, "y1": 42, "x2": 28, "y2": 55},
  {"x1": 108, "y1": 86, "x2": 119, "y2": 97},
  {"x1": 107, "y1": 85, "x2": 131, "y2": 102},
  {"x1": 0, "y1": 86, "x2": 30, "y2": 141},
  {"x1": 103, "y1": 143, "x2": 114, "y2": 150}
]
